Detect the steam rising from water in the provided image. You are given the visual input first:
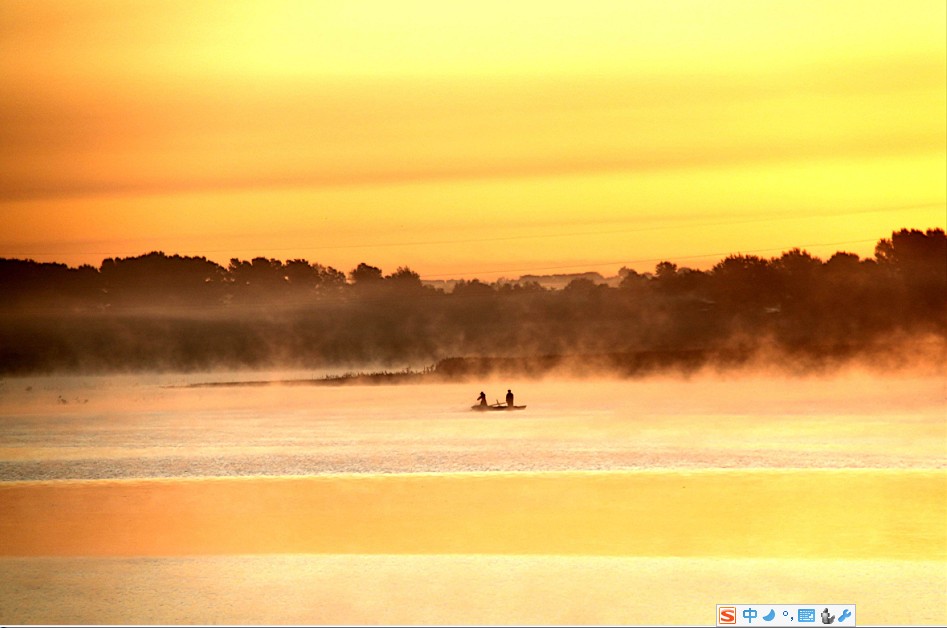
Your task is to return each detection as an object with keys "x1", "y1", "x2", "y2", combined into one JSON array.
[{"x1": 1, "y1": 370, "x2": 943, "y2": 481}]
